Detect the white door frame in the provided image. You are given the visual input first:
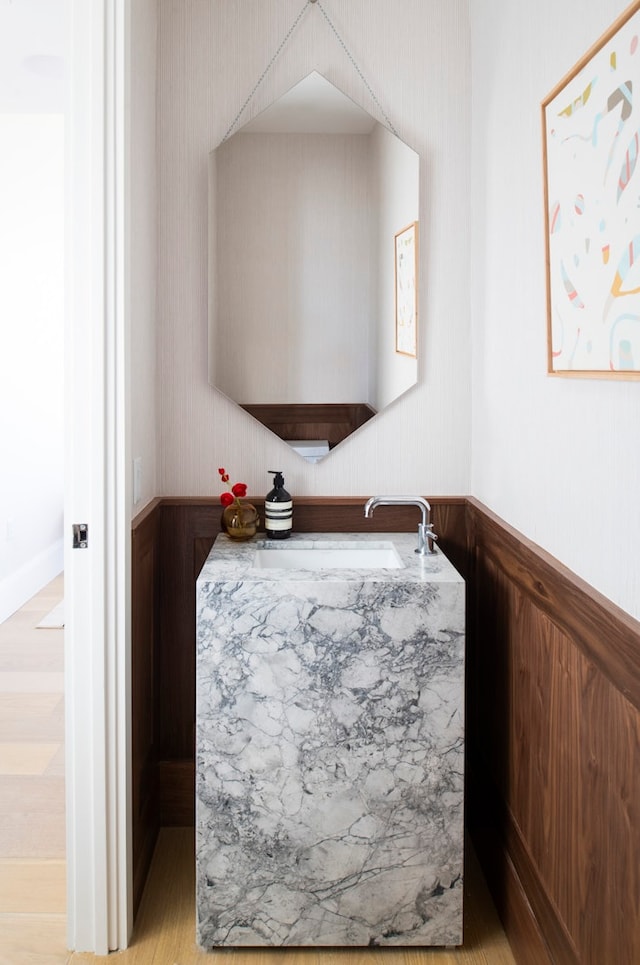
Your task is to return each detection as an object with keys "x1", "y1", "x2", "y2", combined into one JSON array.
[{"x1": 65, "y1": 0, "x2": 132, "y2": 952}]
